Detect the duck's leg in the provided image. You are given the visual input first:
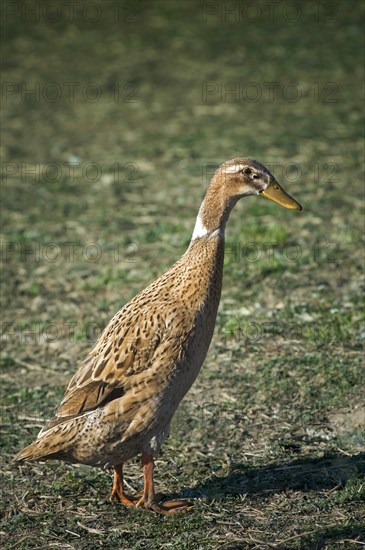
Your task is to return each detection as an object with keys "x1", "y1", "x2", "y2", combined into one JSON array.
[
  {"x1": 110, "y1": 463, "x2": 139, "y2": 507},
  {"x1": 136, "y1": 452, "x2": 193, "y2": 515}
]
